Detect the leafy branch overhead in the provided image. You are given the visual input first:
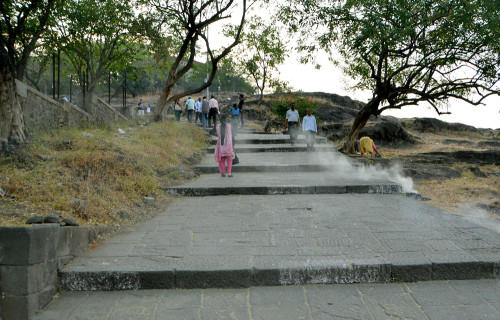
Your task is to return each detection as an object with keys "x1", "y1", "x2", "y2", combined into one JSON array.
[
  {"x1": 280, "y1": 0, "x2": 500, "y2": 153},
  {"x1": 143, "y1": 0, "x2": 250, "y2": 120},
  {"x1": 228, "y1": 15, "x2": 289, "y2": 104}
]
